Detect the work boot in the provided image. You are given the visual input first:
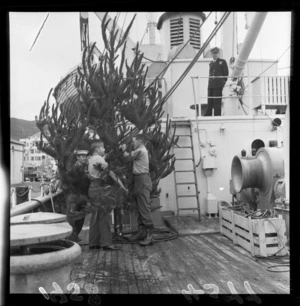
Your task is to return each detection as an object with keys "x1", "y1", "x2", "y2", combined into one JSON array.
[
  {"x1": 128, "y1": 225, "x2": 146, "y2": 242},
  {"x1": 139, "y1": 228, "x2": 154, "y2": 246}
]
